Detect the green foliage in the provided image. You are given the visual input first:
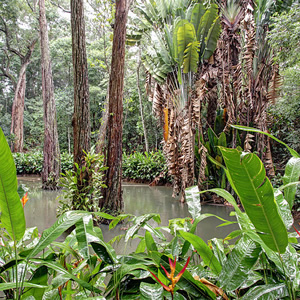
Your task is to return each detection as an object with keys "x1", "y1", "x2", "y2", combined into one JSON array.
[
  {"x1": 0, "y1": 129, "x2": 300, "y2": 299},
  {"x1": 57, "y1": 148, "x2": 107, "y2": 215},
  {"x1": 122, "y1": 151, "x2": 170, "y2": 183},
  {"x1": 12, "y1": 151, "x2": 73, "y2": 175},
  {"x1": 0, "y1": 127, "x2": 25, "y2": 241}
]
